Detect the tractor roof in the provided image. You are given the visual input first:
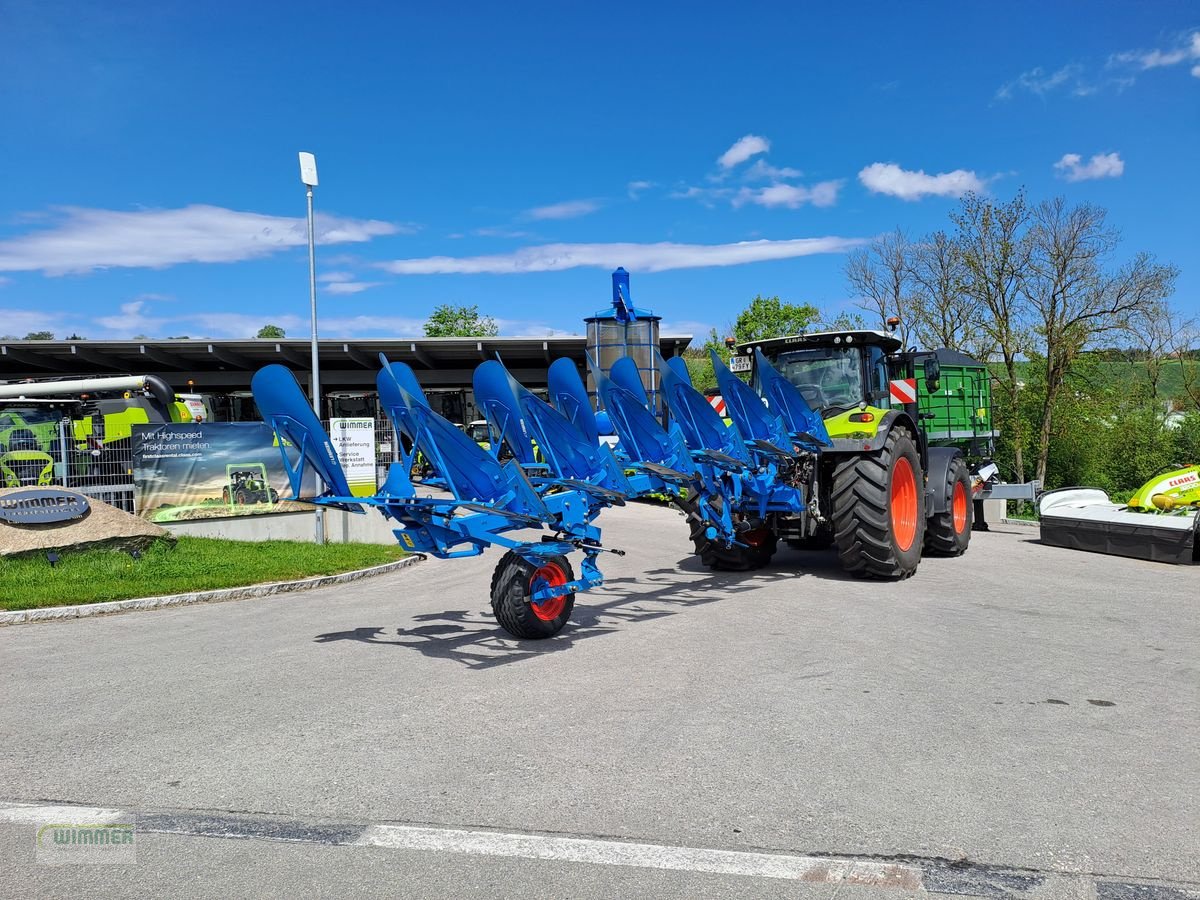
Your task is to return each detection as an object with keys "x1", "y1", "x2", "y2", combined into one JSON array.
[{"x1": 738, "y1": 330, "x2": 903, "y2": 355}]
